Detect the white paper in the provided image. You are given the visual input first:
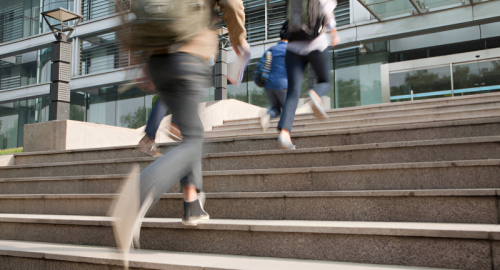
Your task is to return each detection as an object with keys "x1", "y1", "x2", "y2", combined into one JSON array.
[{"x1": 226, "y1": 46, "x2": 251, "y2": 86}]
